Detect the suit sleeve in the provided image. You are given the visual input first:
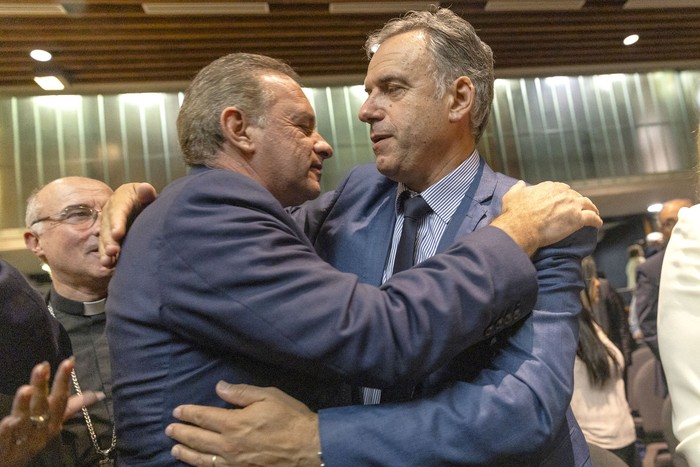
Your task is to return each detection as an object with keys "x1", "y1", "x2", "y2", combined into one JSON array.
[
  {"x1": 318, "y1": 227, "x2": 596, "y2": 465},
  {"x1": 159, "y1": 174, "x2": 538, "y2": 388}
]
